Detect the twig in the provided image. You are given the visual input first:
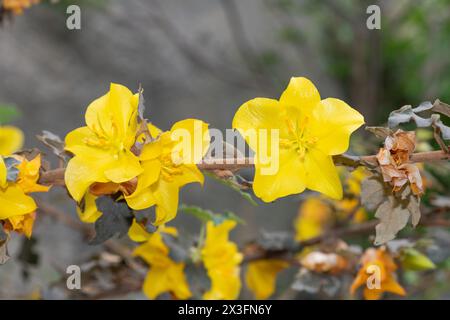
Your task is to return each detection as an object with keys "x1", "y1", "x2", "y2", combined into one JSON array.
[
  {"x1": 38, "y1": 149, "x2": 450, "y2": 186},
  {"x1": 243, "y1": 214, "x2": 450, "y2": 263}
]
